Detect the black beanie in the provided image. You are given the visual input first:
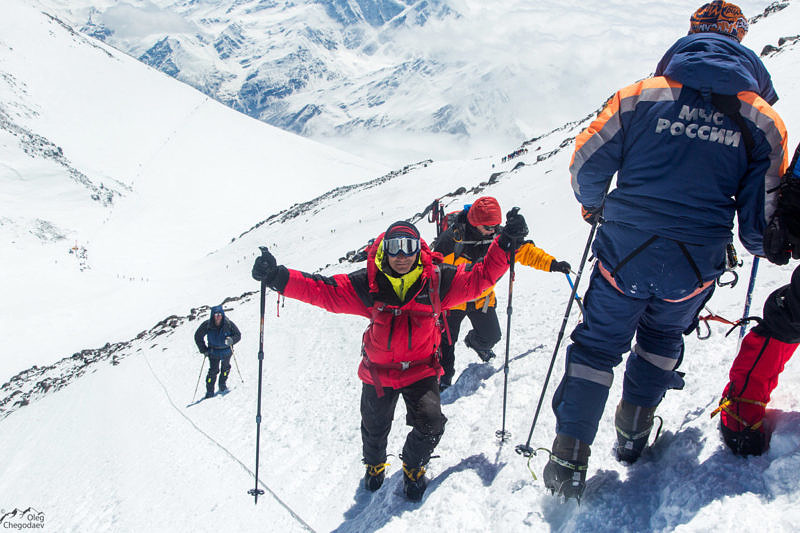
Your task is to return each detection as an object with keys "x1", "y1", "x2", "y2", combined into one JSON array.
[{"x1": 384, "y1": 221, "x2": 420, "y2": 240}]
